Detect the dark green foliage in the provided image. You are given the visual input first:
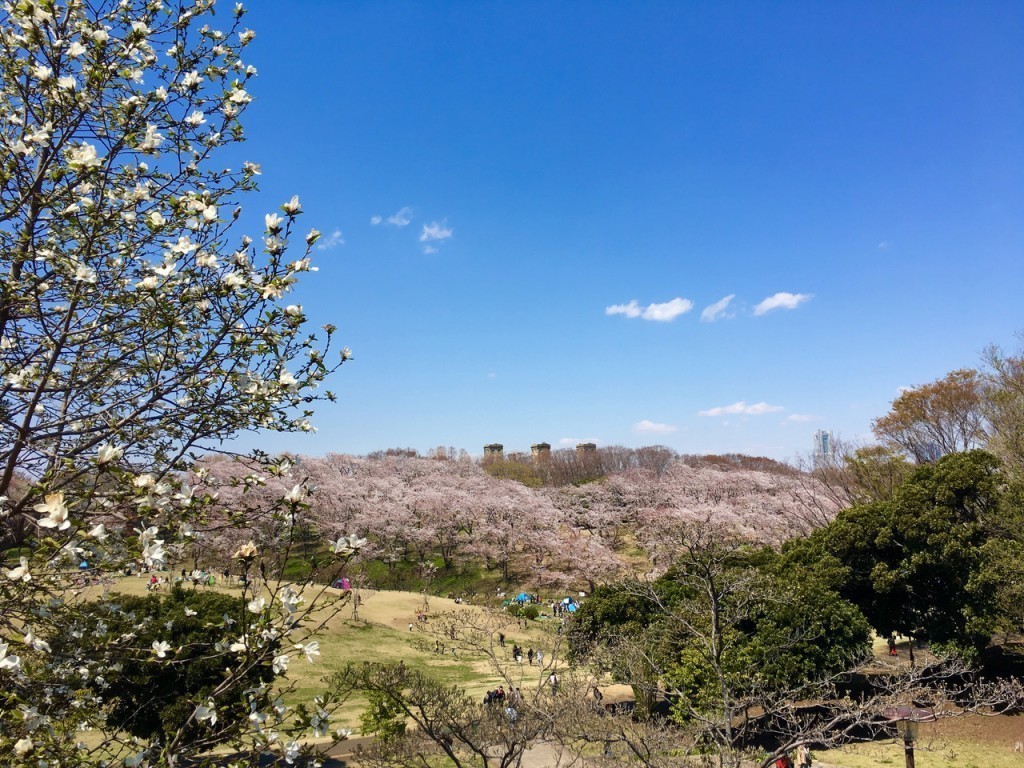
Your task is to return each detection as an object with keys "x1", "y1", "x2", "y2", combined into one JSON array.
[
  {"x1": 569, "y1": 546, "x2": 870, "y2": 716},
  {"x1": 50, "y1": 586, "x2": 275, "y2": 740},
  {"x1": 786, "y1": 450, "x2": 1005, "y2": 654}
]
